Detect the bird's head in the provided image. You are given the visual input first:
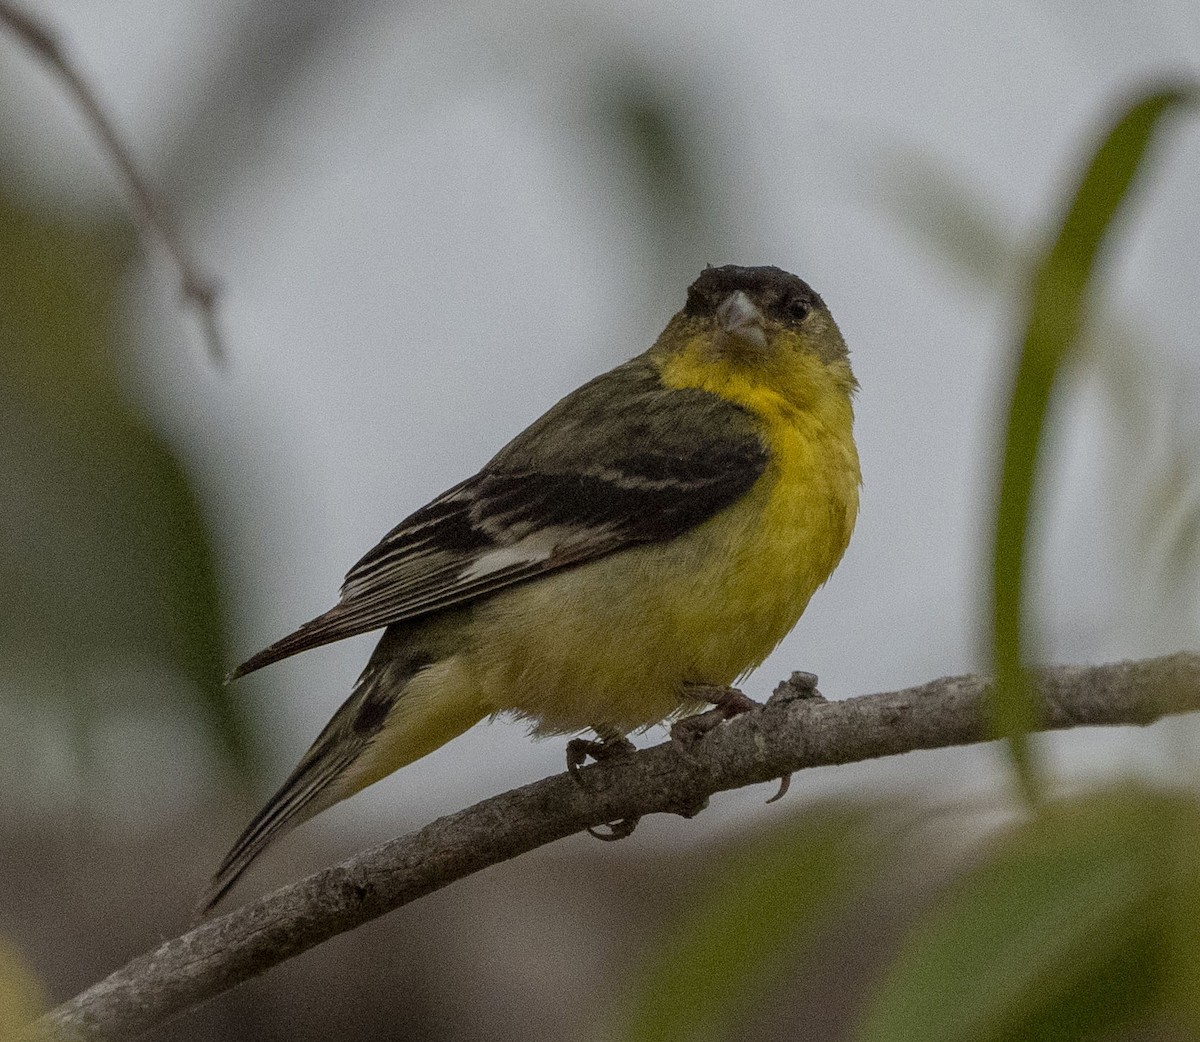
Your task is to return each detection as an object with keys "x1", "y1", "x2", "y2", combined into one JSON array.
[{"x1": 652, "y1": 264, "x2": 857, "y2": 409}]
